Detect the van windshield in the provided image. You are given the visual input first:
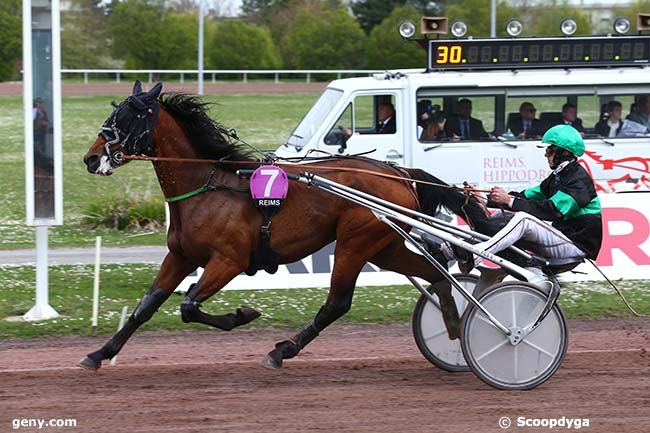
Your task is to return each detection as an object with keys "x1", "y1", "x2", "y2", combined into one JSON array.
[{"x1": 285, "y1": 88, "x2": 343, "y2": 150}]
